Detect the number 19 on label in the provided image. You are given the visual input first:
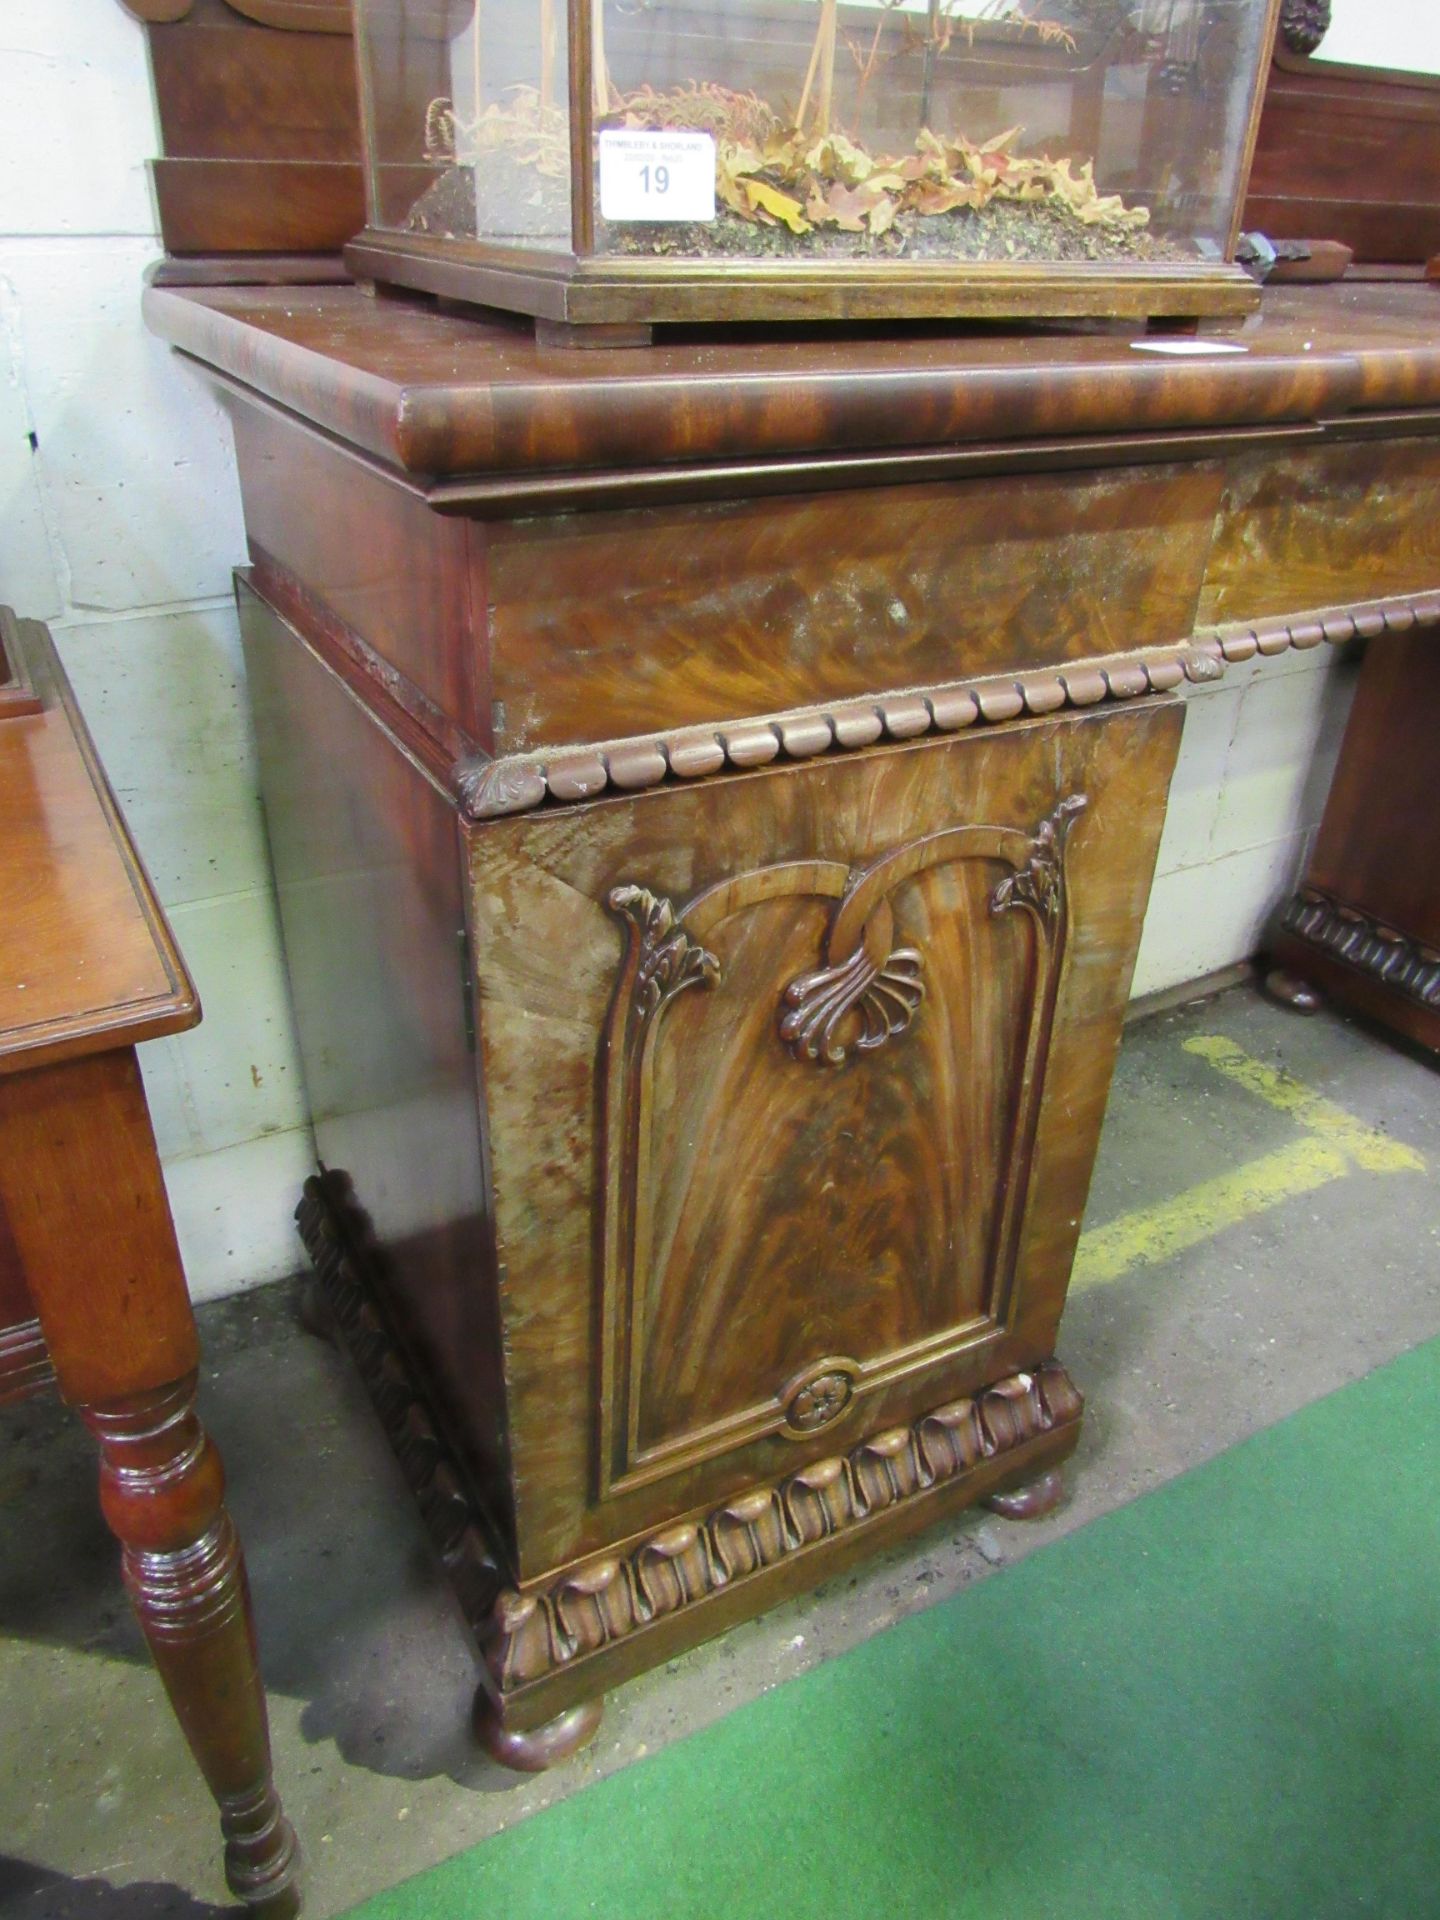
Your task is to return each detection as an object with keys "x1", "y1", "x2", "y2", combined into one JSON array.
[{"x1": 599, "y1": 130, "x2": 717, "y2": 224}]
